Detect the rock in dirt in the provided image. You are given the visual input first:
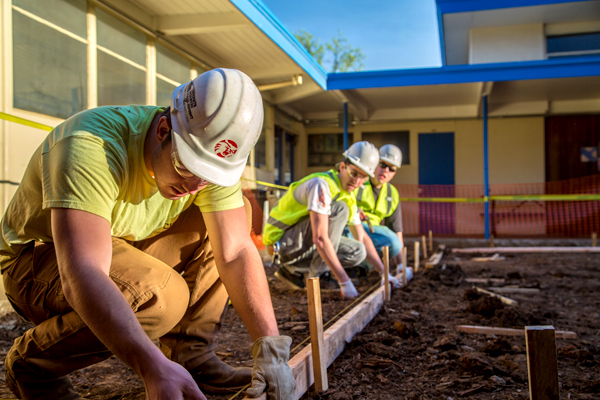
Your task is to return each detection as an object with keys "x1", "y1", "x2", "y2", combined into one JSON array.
[{"x1": 425, "y1": 263, "x2": 466, "y2": 286}]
